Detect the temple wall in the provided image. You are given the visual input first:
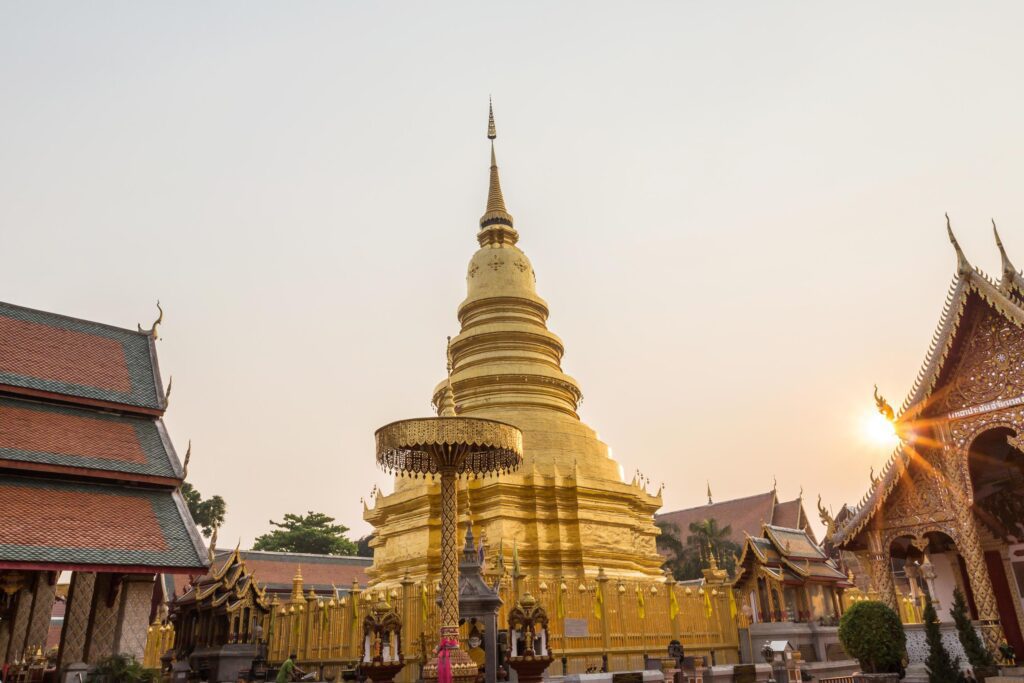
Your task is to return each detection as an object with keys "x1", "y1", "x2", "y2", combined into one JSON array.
[{"x1": 930, "y1": 552, "x2": 959, "y2": 623}]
